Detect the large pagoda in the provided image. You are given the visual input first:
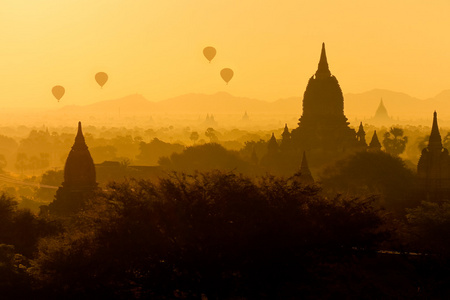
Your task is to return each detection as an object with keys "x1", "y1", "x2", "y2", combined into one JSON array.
[
  {"x1": 48, "y1": 122, "x2": 98, "y2": 214},
  {"x1": 291, "y1": 43, "x2": 358, "y2": 151}
]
